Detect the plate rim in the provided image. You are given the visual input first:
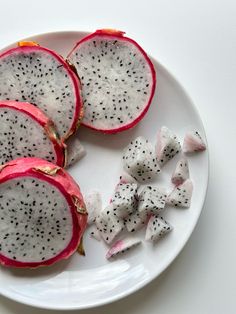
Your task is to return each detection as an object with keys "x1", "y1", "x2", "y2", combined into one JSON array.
[{"x1": 0, "y1": 30, "x2": 209, "y2": 310}]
